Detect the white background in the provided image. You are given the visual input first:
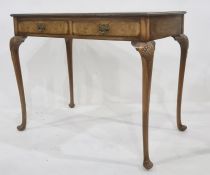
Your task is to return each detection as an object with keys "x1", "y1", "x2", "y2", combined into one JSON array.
[{"x1": 0, "y1": 0, "x2": 210, "y2": 174}]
